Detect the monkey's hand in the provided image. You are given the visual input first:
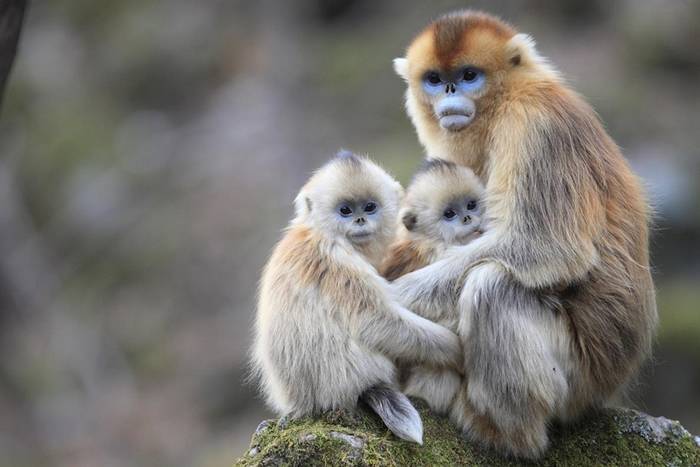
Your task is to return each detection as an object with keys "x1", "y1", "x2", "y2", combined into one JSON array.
[{"x1": 390, "y1": 233, "x2": 493, "y2": 317}]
